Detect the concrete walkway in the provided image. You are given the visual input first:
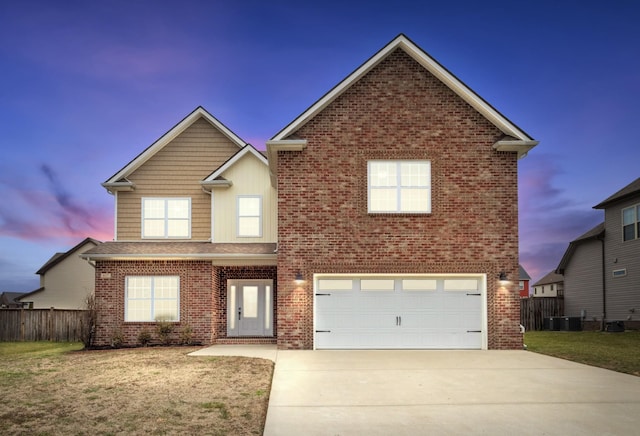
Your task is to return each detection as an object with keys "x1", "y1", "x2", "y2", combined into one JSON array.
[{"x1": 264, "y1": 350, "x2": 640, "y2": 435}]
